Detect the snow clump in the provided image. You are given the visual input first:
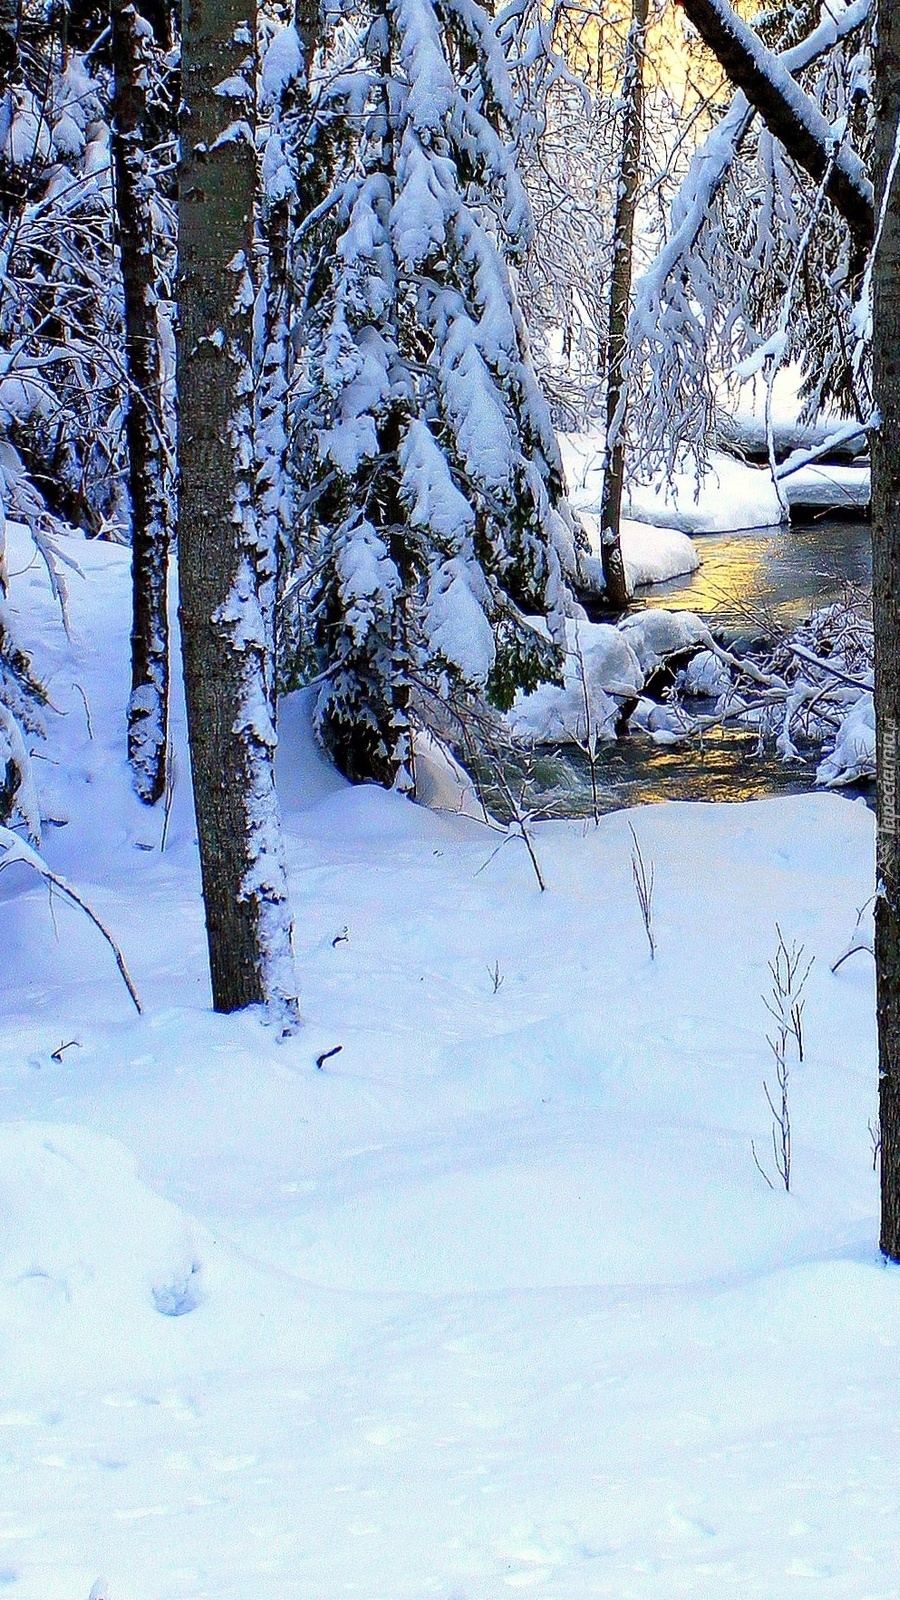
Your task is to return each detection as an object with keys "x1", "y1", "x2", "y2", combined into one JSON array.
[{"x1": 817, "y1": 692, "x2": 875, "y2": 787}]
